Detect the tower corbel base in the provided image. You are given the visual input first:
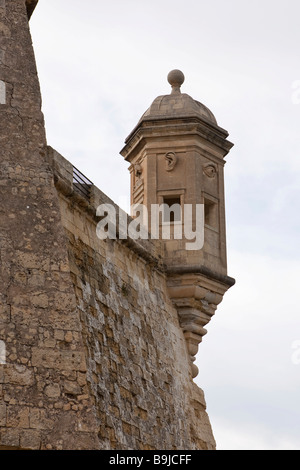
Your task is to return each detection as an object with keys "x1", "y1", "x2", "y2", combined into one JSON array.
[{"x1": 166, "y1": 271, "x2": 234, "y2": 378}]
